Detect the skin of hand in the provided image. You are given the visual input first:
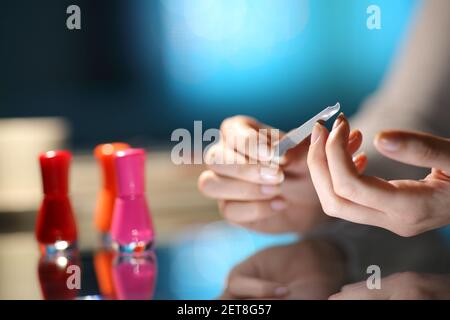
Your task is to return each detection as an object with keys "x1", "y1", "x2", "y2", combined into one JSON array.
[
  {"x1": 220, "y1": 239, "x2": 348, "y2": 300},
  {"x1": 307, "y1": 113, "x2": 450, "y2": 237},
  {"x1": 329, "y1": 272, "x2": 450, "y2": 300},
  {"x1": 198, "y1": 115, "x2": 365, "y2": 233}
]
